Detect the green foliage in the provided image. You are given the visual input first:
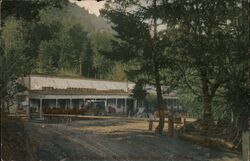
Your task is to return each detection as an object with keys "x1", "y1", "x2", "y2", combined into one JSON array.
[
  {"x1": 223, "y1": 60, "x2": 249, "y2": 130},
  {"x1": 89, "y1": 32, "x2": 114, "y2": 79},
  {"x1": 101, "y1": 0, "x2": 168, "y2": 93},
  {"x1": 37, "y1": 3, "x2": 112, "y2": 33},
  {"x1": 1, "y1": 0, "x2": 247, "y2": 132},
  {"x1": 101, "y1": 0, "x2": 170, "y2": 133},
  {"x1": 132, "y1": 80, "x2": 147, "y2": 101},
  {"x1": 144, "y1": 94, "x2": 157, "y2": 111},
  {"x1": 37, "y1": 23, "x2": 88, "y2": 75},
  {"x1": 177, "y1": 88, "x2": 203, "y2": 118},
  {"x1": 2, "y1": 1, "x2": 118, "y2": 80},
  {"x1": 160, "y1": 0, "x2": 248, "y2": 124},
  {"x1": 1, "y1": 17, "x2": 31, "y2": 75},
  {"x1": 101, "y1": 0, "x2": 248, "y2": 130},
  {"x1": 2, "y1": 0, "x2": 68, "y2": 22},
  {"x1": 0, "y1": 17, "x2": 31, "y2": 109},
  {"x1": 81, "y1": 41, "x2": 94, "y2": 77},
  {"x1": 29, "y1": 3, "x2": 117, "y2": 78},
  {"x1": 106, "y1": 63, "x2": 127, "y2": 81}
]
